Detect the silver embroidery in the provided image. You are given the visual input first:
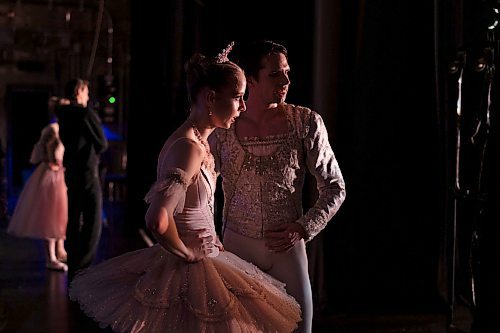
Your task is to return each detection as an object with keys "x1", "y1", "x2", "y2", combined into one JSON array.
[{"x1": 215, "y1": 103, "x2": 346, "y2": 241}]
